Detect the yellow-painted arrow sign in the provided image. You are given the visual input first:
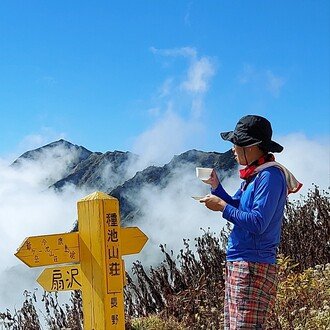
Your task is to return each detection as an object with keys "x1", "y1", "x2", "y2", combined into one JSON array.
[
  {"x1": 15, "y1": 232, "x2": 80, "y2": 267},
  {"x1": 121, "y1": 227, "x2": 148, "y2": 255},
  {"x1": 37, "y1": 265, "x2": 82, "y2": 291}
]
